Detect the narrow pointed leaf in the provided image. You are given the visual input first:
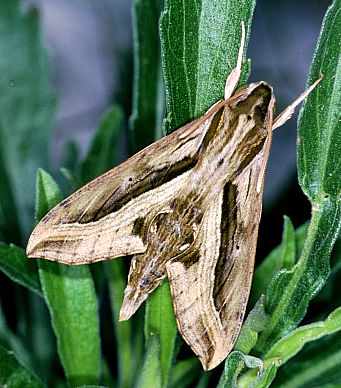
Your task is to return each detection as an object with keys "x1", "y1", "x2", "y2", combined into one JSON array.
[
  {"x1": 145, "y1": 280, "x2": 177, "y2": 388},
  {"x1": 273, "y1": 331, "x2": 341, "y2": 388},
  {"x1": 130, "y1": 0, "x2": 165, "y2": 151},
  {"x1": 254, "y1": 2, "x2": 341, "y2": 355},
  {"x1": 250, "y1": 221, "x2": 308, "y2": 308},
  {"x1": 106, "y1": 259, "x2": 136, "y2": 388},
  {"x1": 297, "y1": 0, "x2": 341, "y2": 204},
  {"x1": 34, "y1": 170, "x2": 100, "y2": 386},
  {"x1": 265, "y1": 306, "x2": 341, "y2": 363},
  {"x1": 241, "y1": 307, "x2": 341, "y2": 387},
  {"x1": 160, "y1": 0, "x2": 256, "y2": 133},
  {"x1": 218, "y1": 352, "x2": 276, "y2": 388},
  {"x1": 137, "y1": 335, "x2": 162, "y2": 388},
  {"x1": 0, "y1": 242, "x2": 40, "y2": 295},
  {"x1": 81, "y1": 106, "x2": 123, "y2": 184}
]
